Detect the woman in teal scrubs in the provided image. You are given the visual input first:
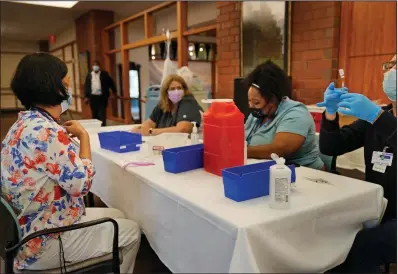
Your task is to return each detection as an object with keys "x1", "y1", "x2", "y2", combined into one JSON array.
[{"x1": 245, "y1": 61, "x2": 324, "y2": 170}]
